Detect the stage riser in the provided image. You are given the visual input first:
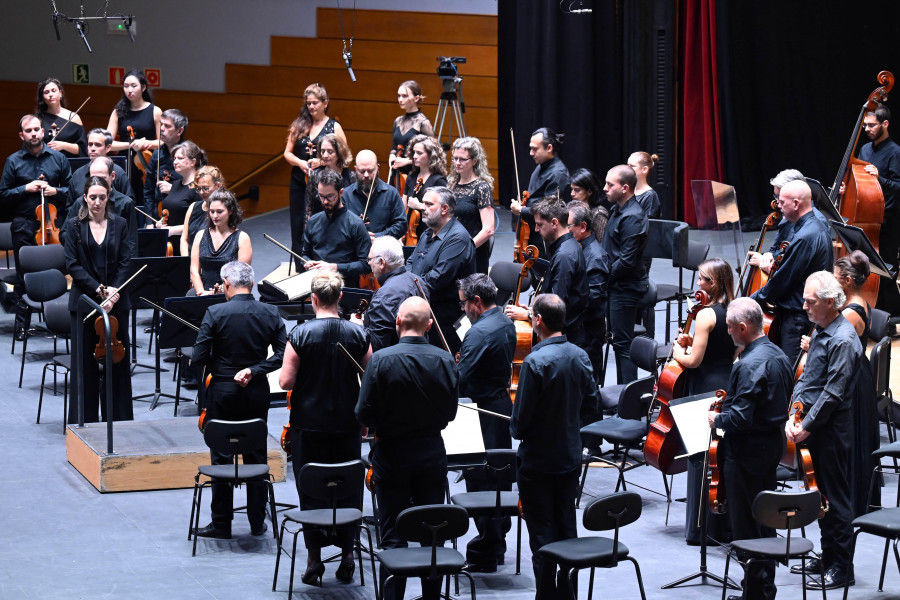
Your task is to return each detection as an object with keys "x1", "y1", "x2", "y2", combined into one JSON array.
[{"x1": 66, "y1": 418, "x2": 287, "y2": 493}]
